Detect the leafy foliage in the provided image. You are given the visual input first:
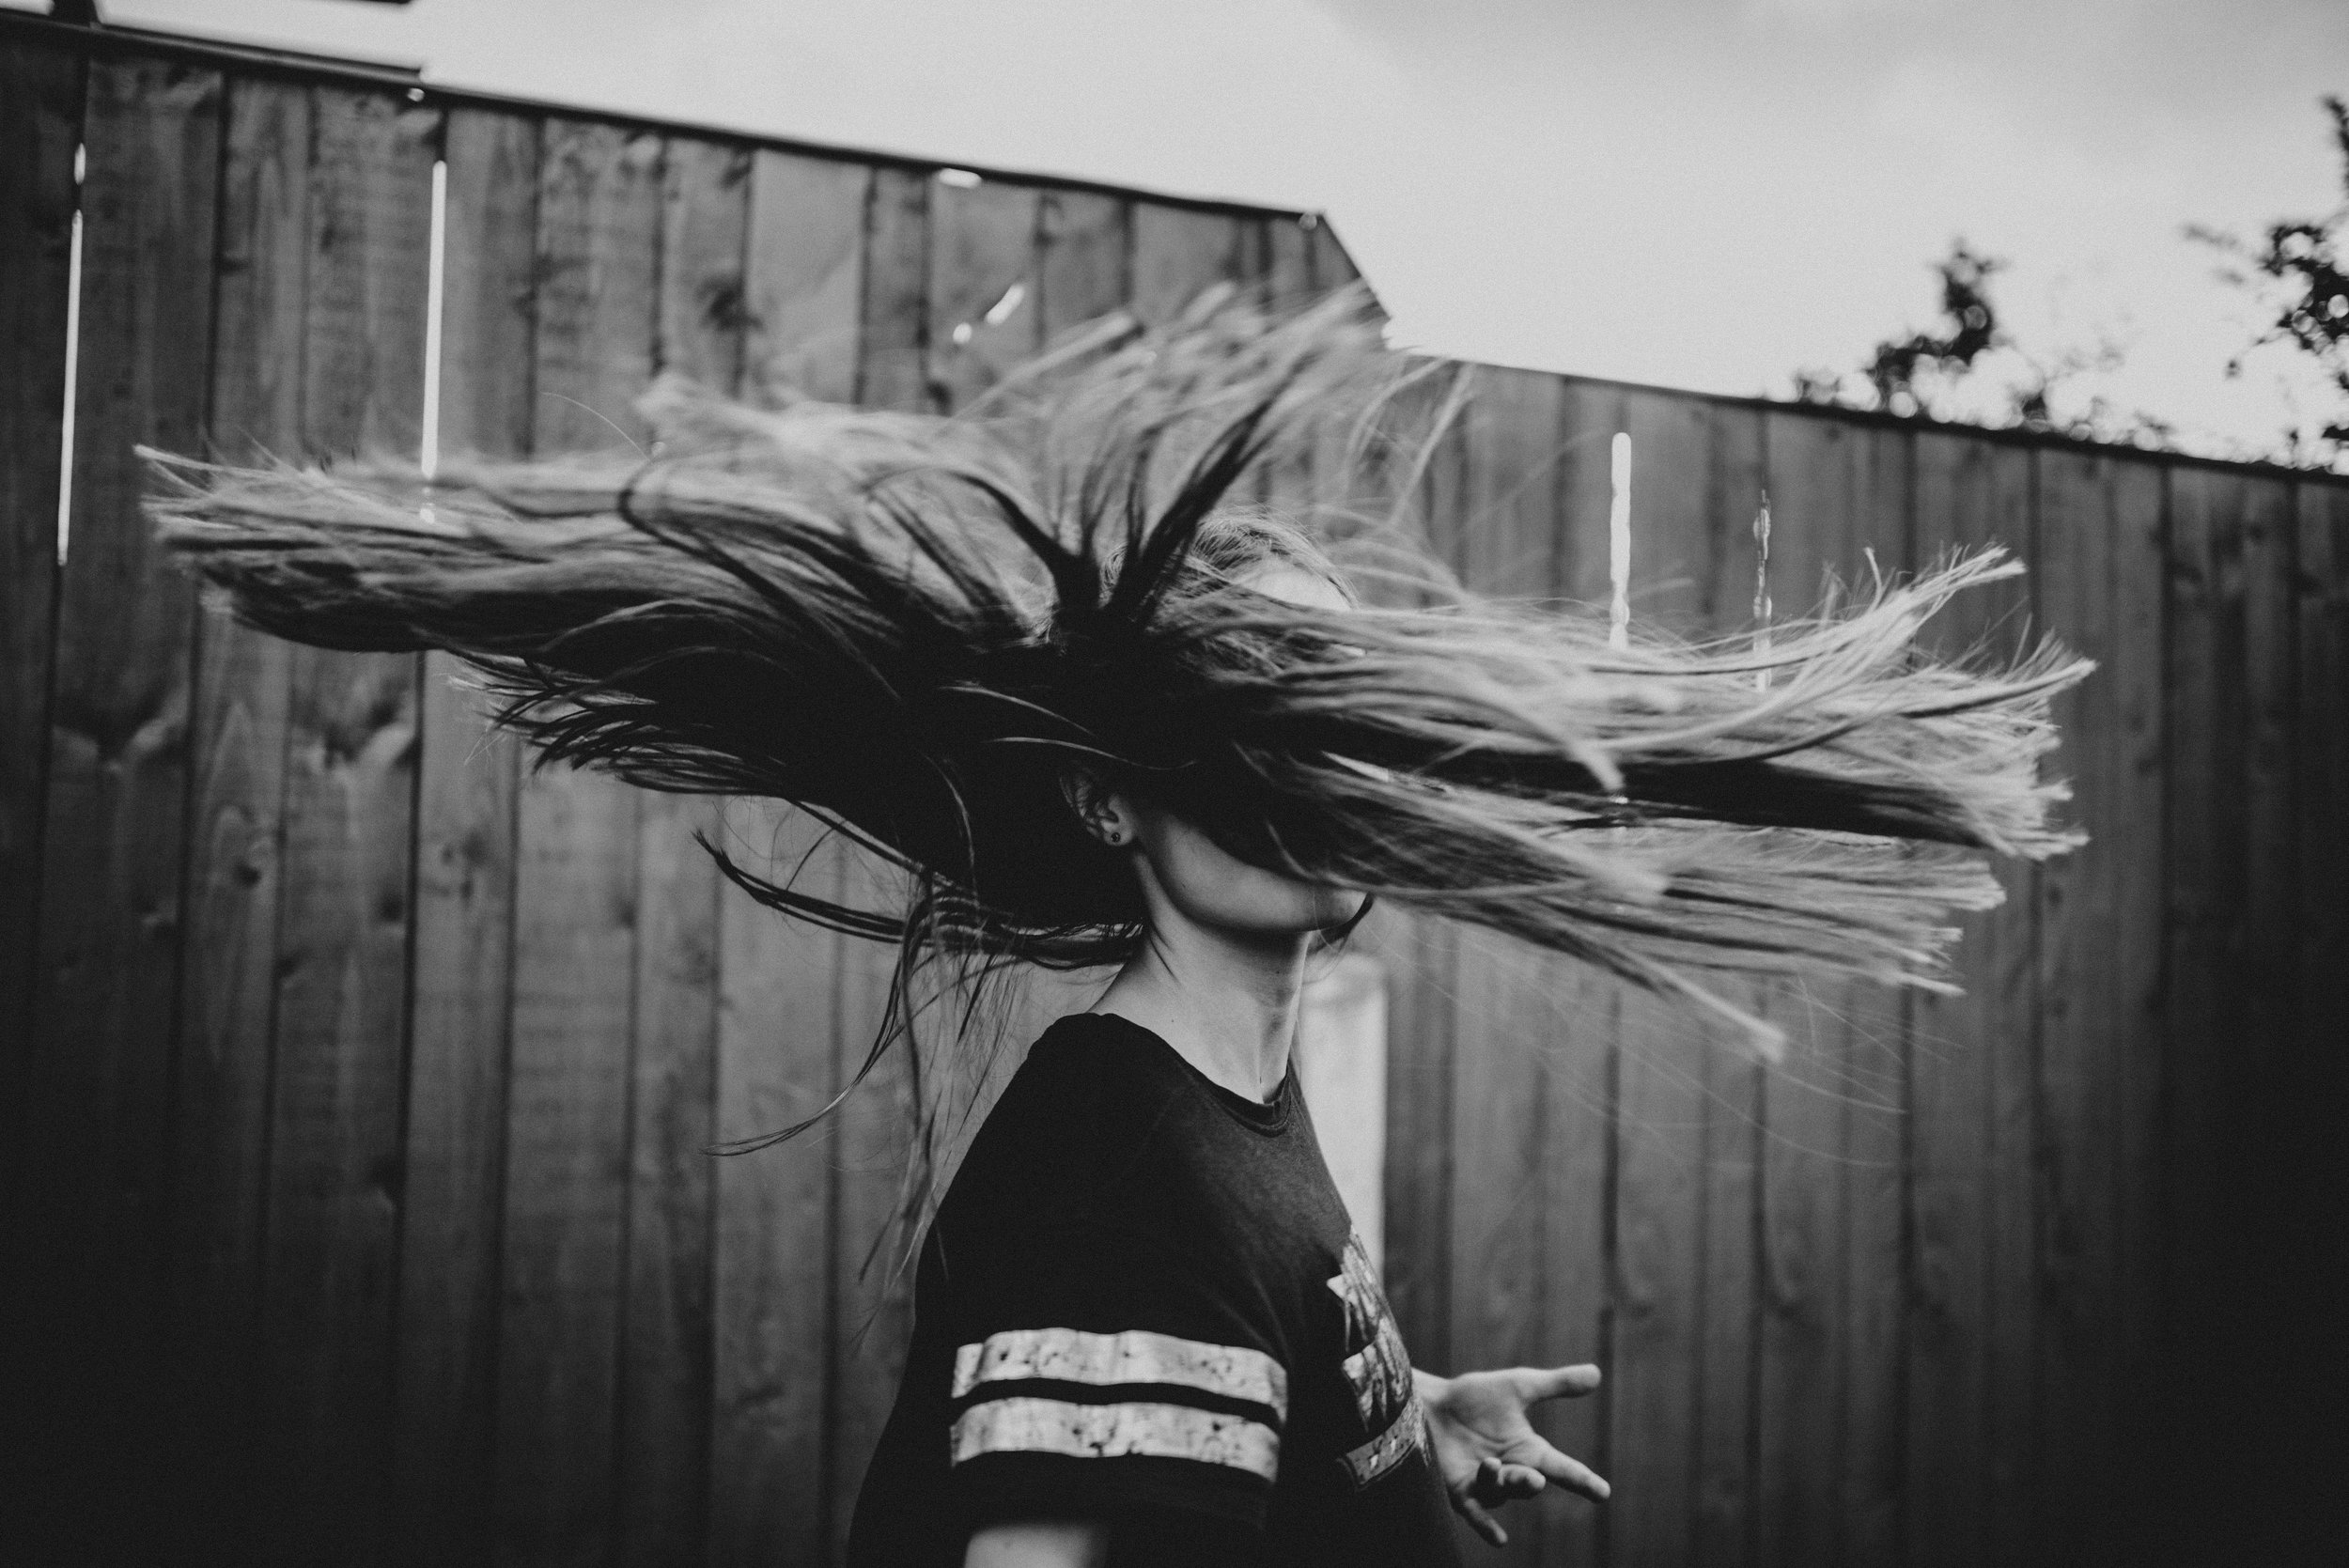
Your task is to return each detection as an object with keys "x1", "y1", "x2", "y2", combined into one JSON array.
[
  {"x1": 1793, "y1": 239, "x2": 2161, "y2": 447},
  {"x1": 2186, "y1": 95, "x2": 2349, "y2": 464}
]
